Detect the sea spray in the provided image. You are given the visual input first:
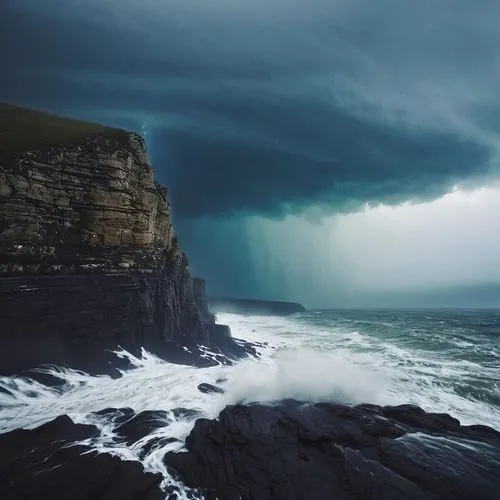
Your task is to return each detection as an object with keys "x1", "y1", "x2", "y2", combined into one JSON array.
[
  {"x1": 1, "y1": 309, "x2": 499, "y2": 499},
  {"x1": 223, "y1": 347, "x2": 389, "y2": 405}
]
